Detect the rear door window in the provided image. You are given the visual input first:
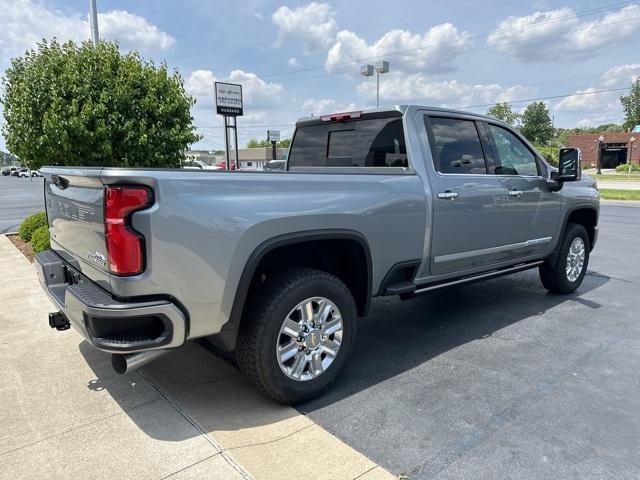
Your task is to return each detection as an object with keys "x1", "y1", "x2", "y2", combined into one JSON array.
[
  {"x1": 425, "y1": 117, "x2": 488, "y2": 174},
  {"x1": 288, "y1": 117, "x2": 408, "y2": 168}
]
